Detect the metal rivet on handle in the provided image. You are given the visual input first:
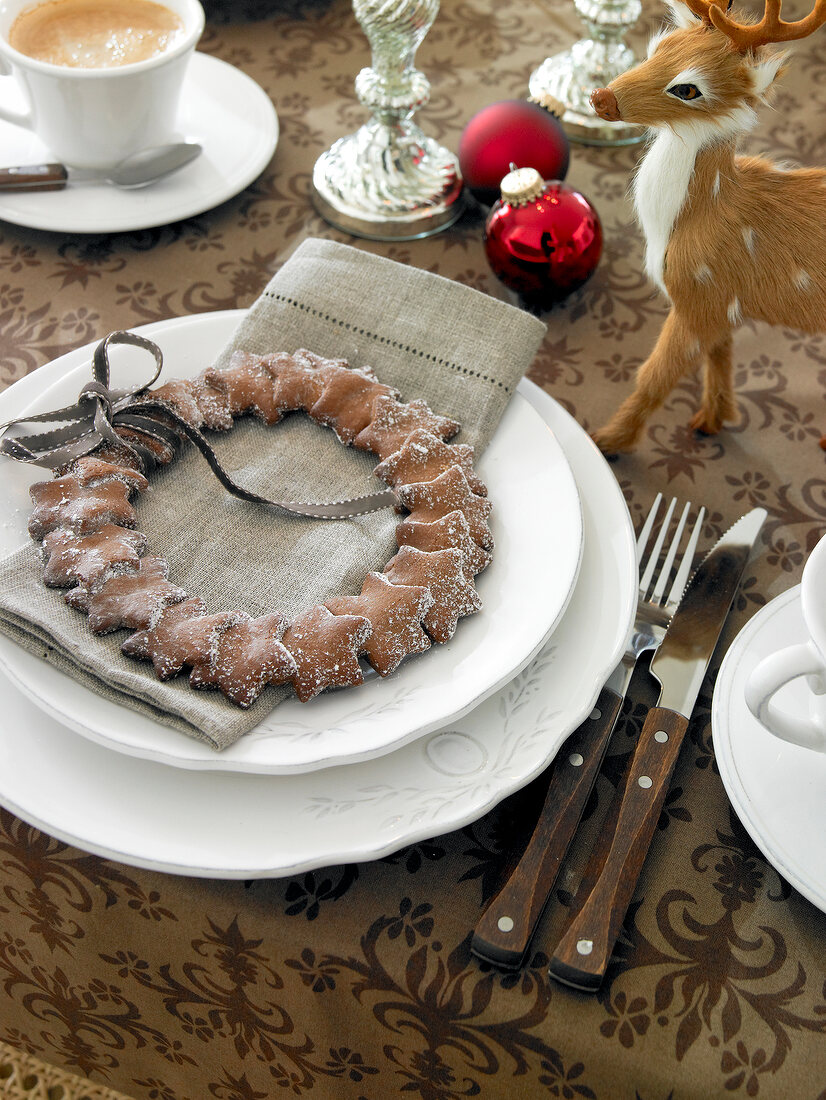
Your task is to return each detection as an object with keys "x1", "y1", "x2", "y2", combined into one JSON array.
[
  {"x1": 497, "y1": 916, "x2": 514, "y2": 933},
  {"x1": 638, "y1": 775, "x2": 653, "y2": 788},
  {"x1": 590, "y1": 707, "x2": 602, "y2": 721},
  {"x1": 654, "y1": 730, "x2": 668, "y2": 743},
  {"x1": 569, "y1": 753, "x2": 584, "y2": 767},
  {"x1": 577, "y1": 939, "x2": 593, "y2": 955}
]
